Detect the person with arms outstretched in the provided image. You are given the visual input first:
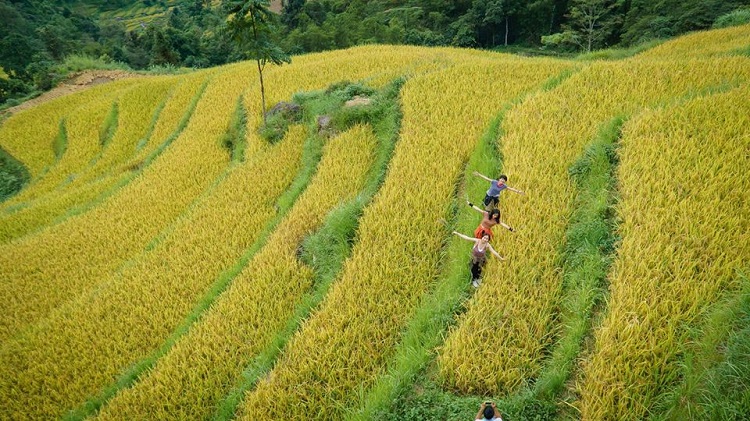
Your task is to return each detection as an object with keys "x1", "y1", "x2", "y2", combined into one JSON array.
[
  {"x1": 473, "y1": 171, "x2": 524, "y2": 210},
  {"x1": 467, "y1": 201, "x2": 514, "y2": 239},
  {"x1": 453, "y1": 231, "x2": 504, "y2": 288}
]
